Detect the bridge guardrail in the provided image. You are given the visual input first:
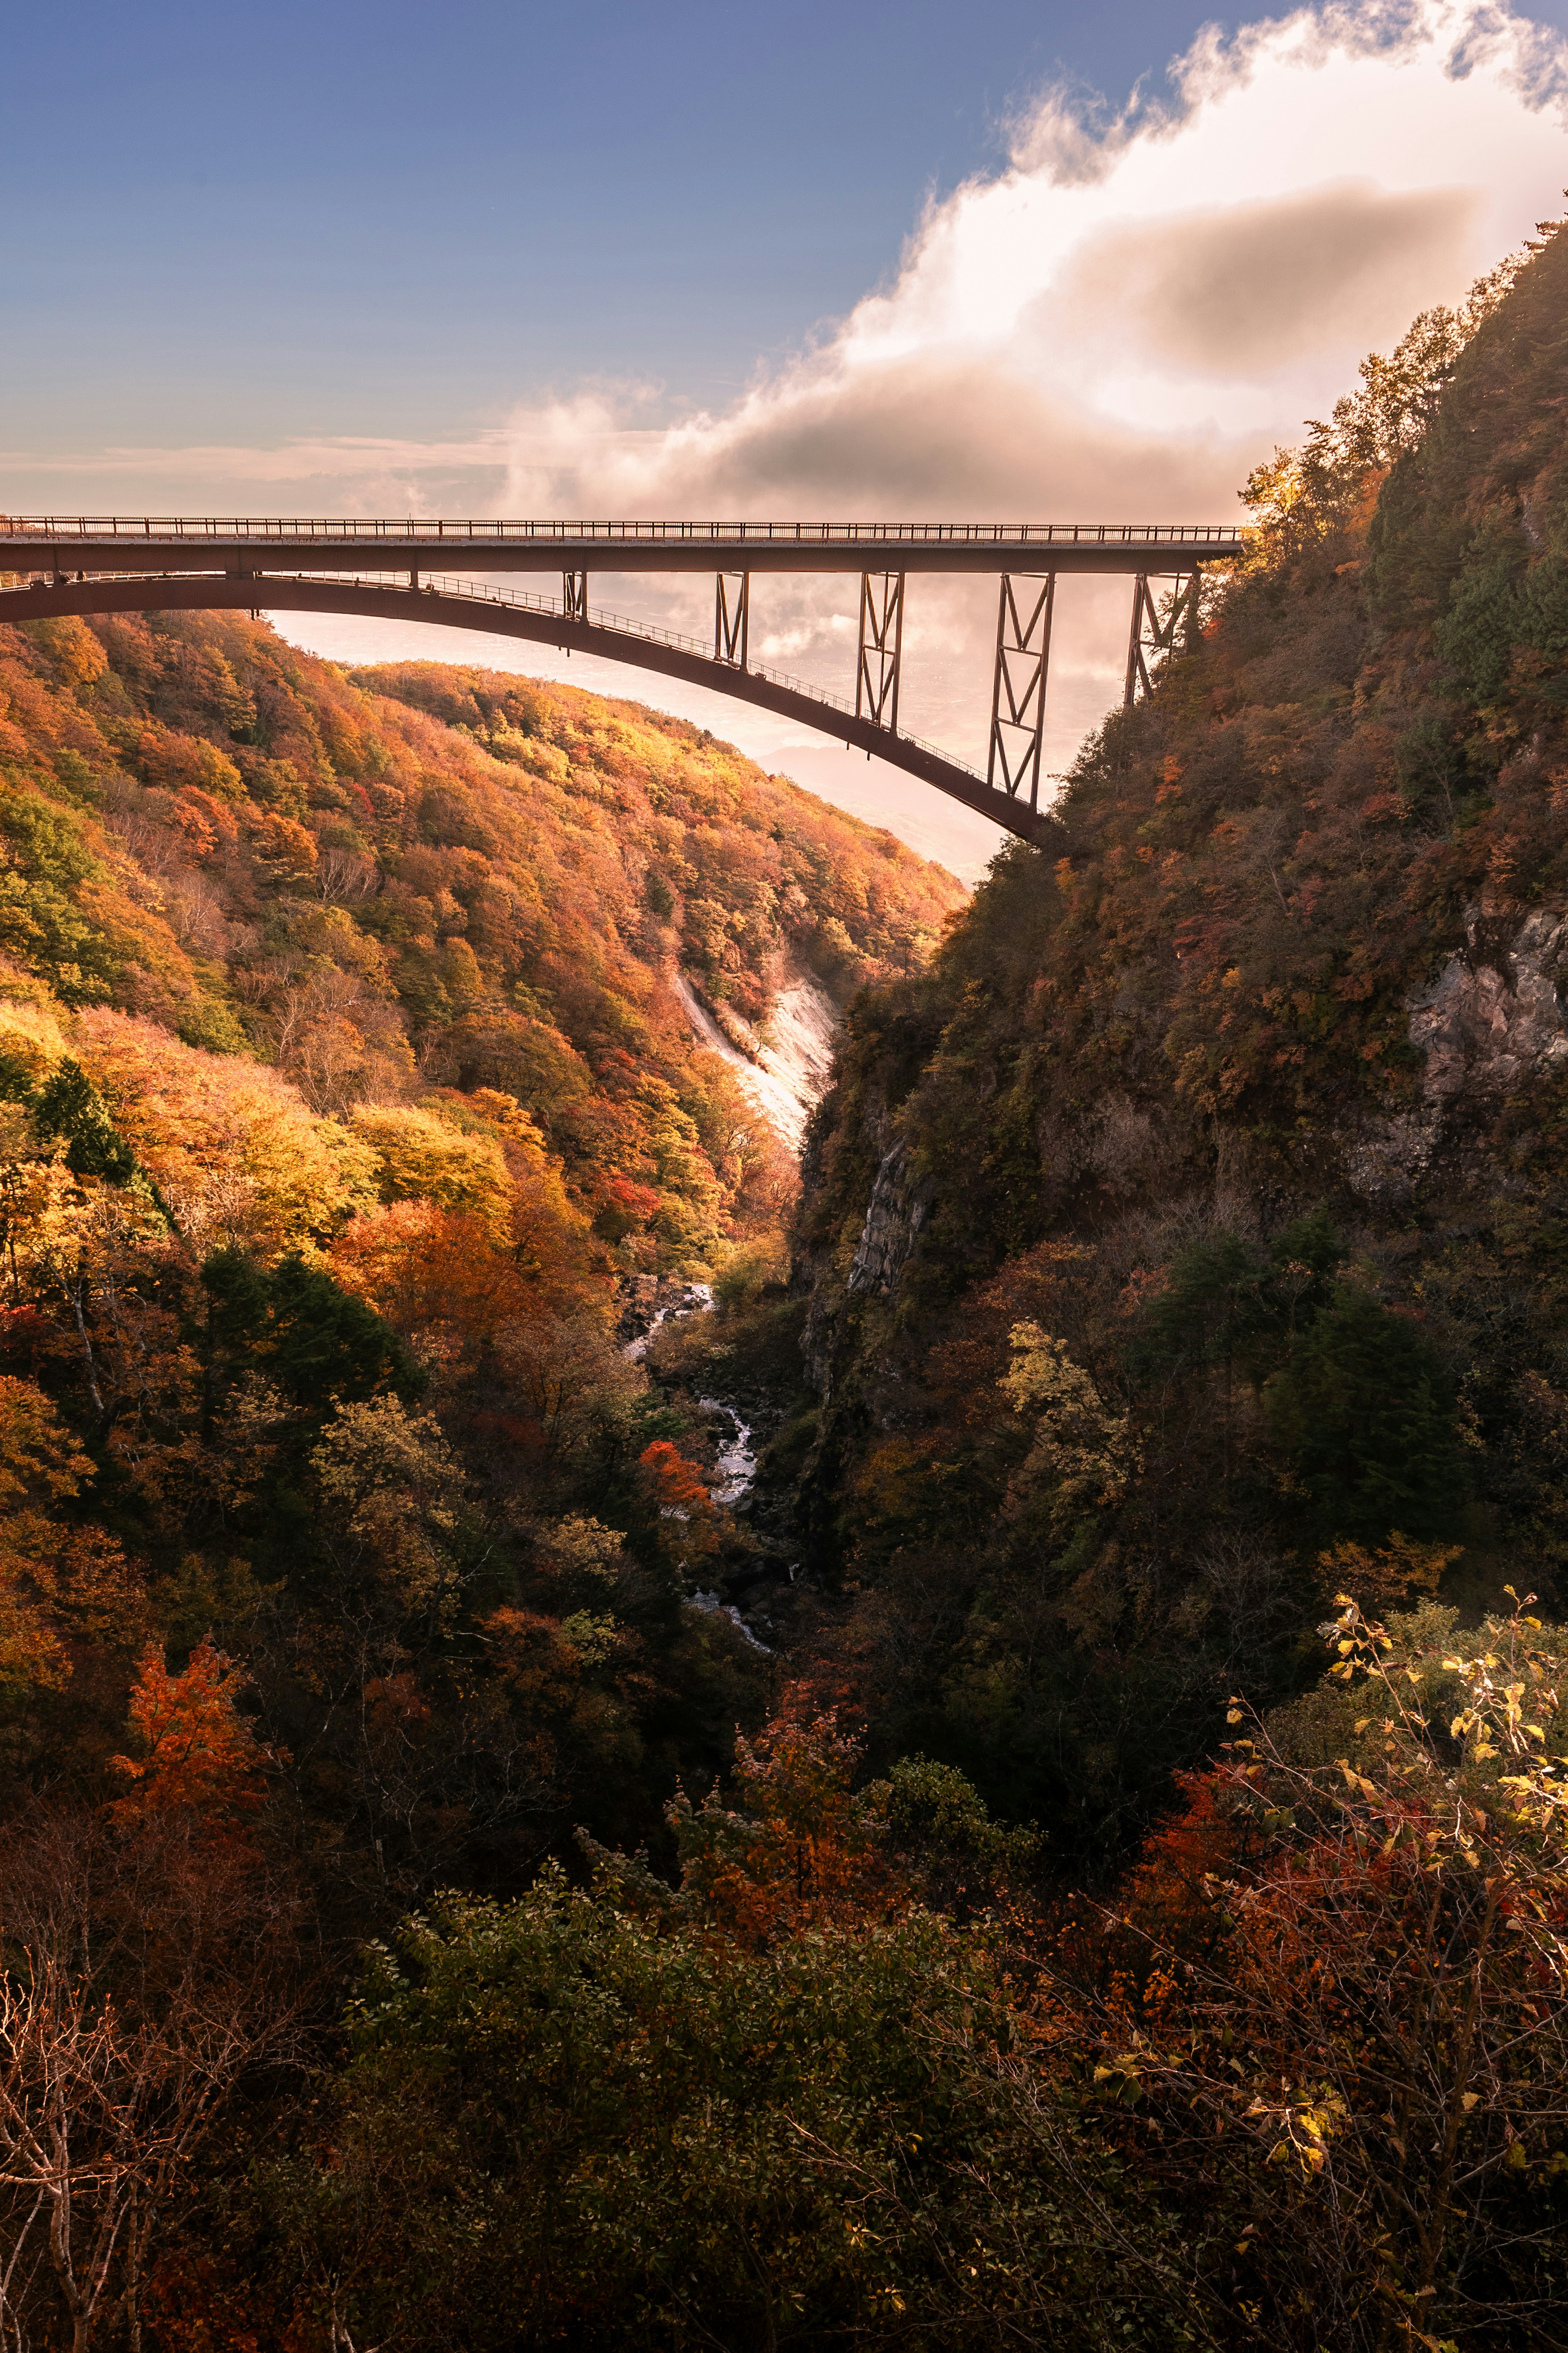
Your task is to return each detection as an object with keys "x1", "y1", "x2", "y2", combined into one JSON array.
[
  {"x1": 295, "y1": 570, "x2": 991, "y2": 782},
  {"x1": 0, "y1": 514, "x2": 1246, "y2": 551}
]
